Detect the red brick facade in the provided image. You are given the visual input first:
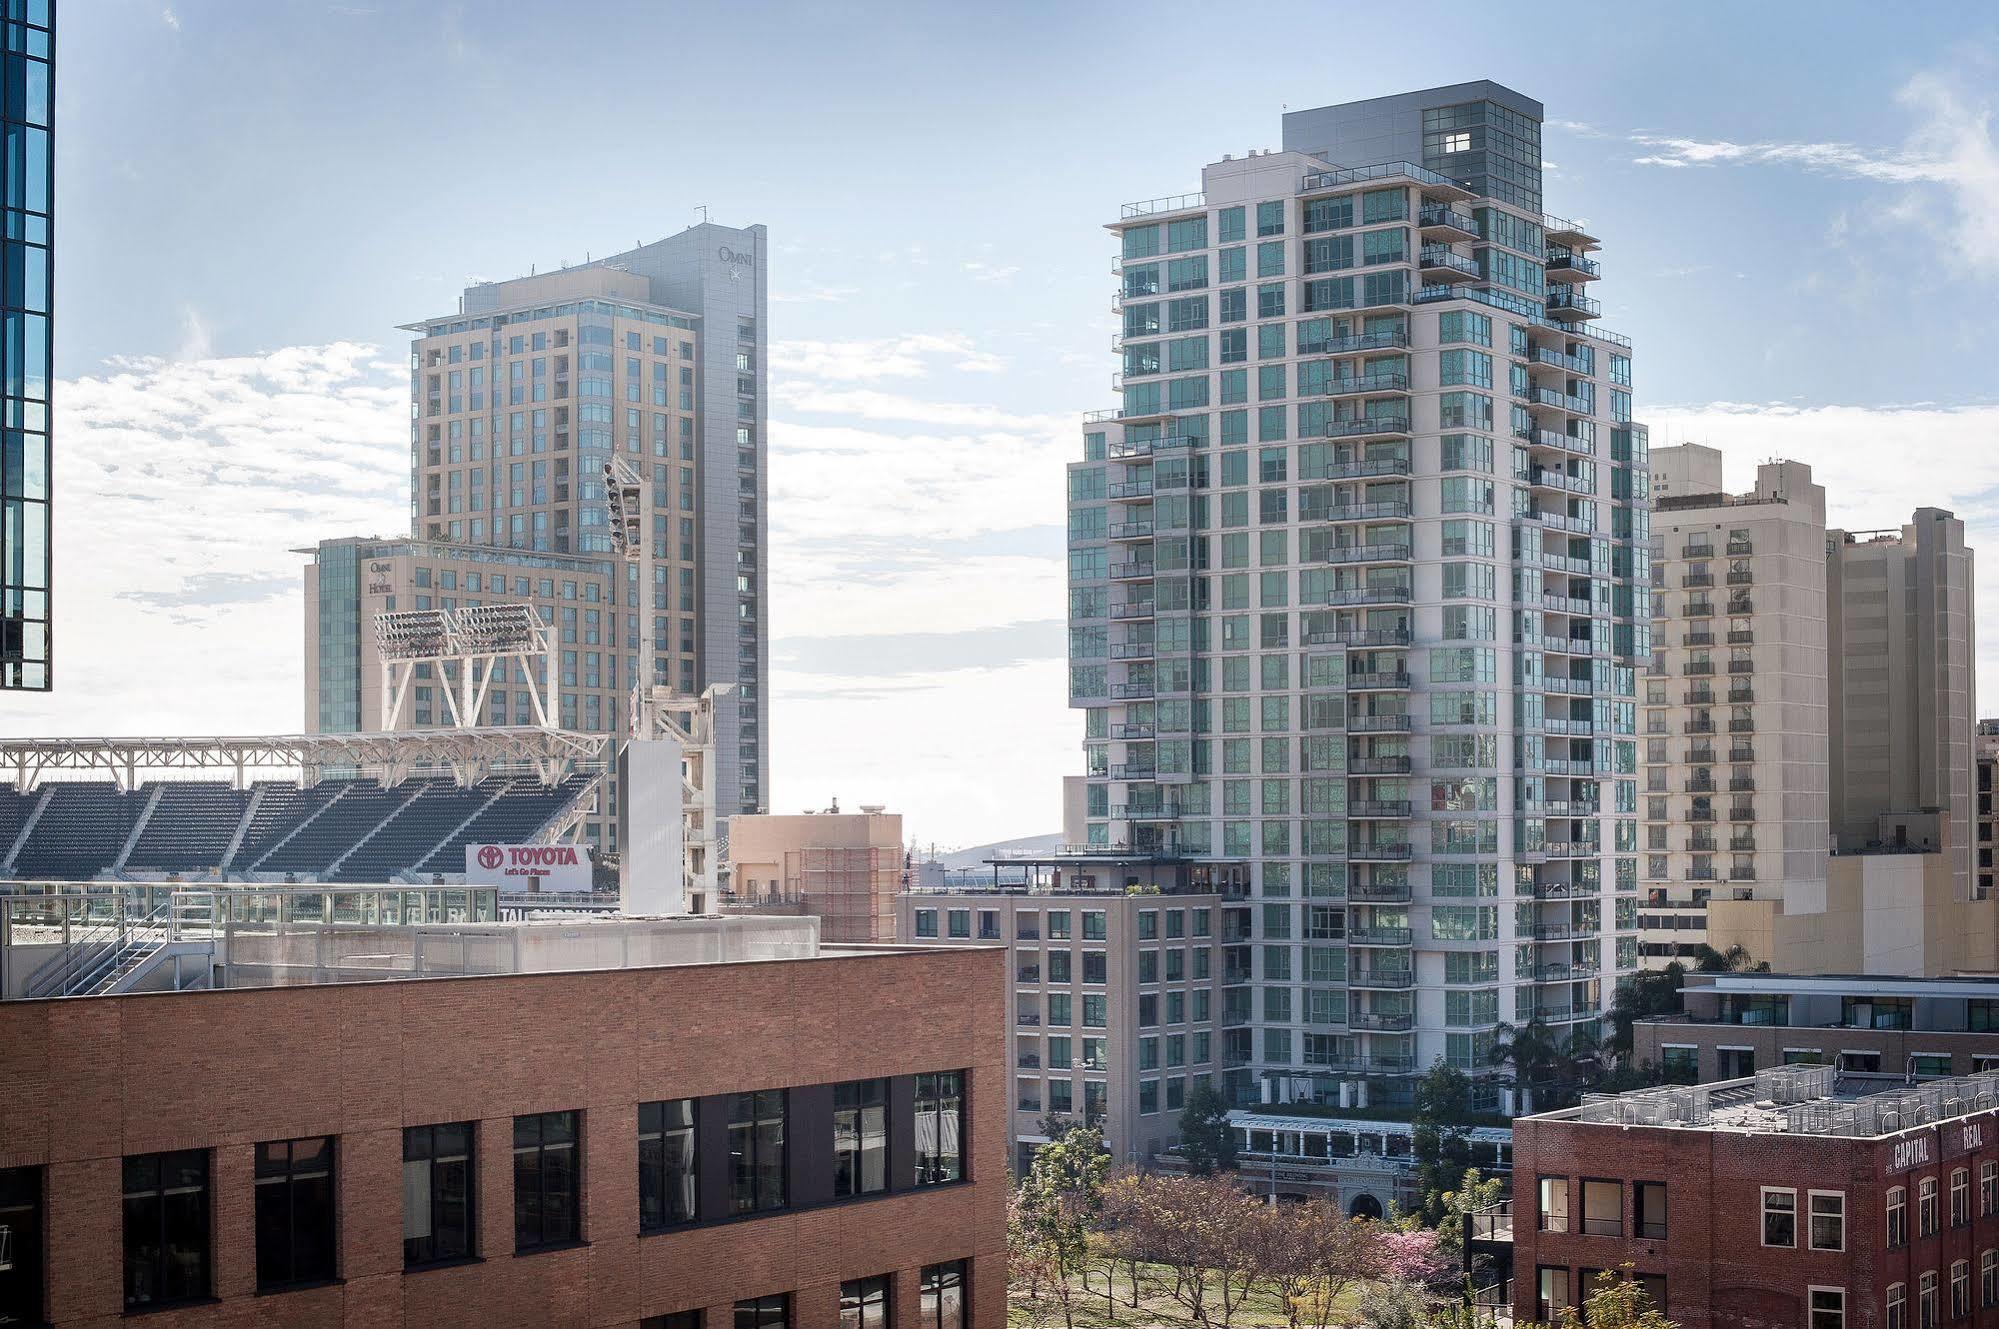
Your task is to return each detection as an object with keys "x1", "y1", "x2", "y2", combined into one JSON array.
[
  {"x1": 1513, "y1": 1105, "x2": 1999, "y2": 1328},
  {"x1": 0, "y1": 946, "x2": 1007, "y2": 1328}
]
